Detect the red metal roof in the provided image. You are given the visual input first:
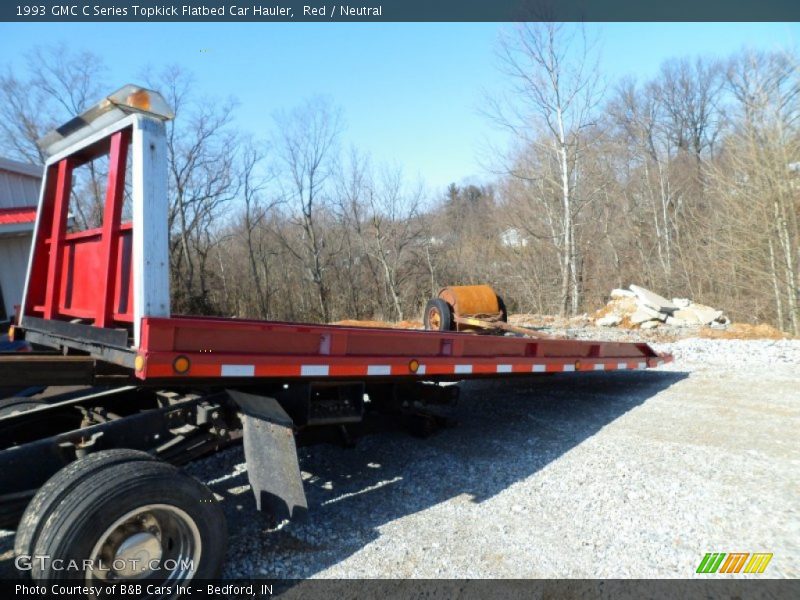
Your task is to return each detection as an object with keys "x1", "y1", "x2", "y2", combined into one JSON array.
[{"x1": 0, "y1": 206, "x2": 37, "y2": 225}]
